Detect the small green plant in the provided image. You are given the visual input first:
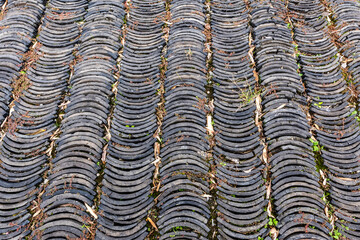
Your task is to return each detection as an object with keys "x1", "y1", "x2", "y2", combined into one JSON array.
[
  {"x1": 313, "y1": 101, "x2": 323, "y2": 108},
  {"x1": 238, "y1": 86, "x2": 260, "y2": 105},
  {"x1": 81, "y1": 224, "x2": 90, "y2": 229},
  {"x1": 258, "y1": 237, "x2": 264, "y2": 240},
  {"x1": 310, "y1": 138, "x2": 323, "y2": 152},
  {"x1": 220, "y1": 162, "x2": 226, "y2": 166},
  {"x1": 268, "y1": 217, "x2": 278, "y2": 226},
  {"x1": 341, "y1": 224, "x2": 350, "y2": 230},
  {"x1": 287, "y1": 23, "x2": 291, "y2": 29},
  {"x1": 322, "y1": 191, "x2": 330, "y2": 202},
  {"x1": 125, "y1": 125, "x2": 135, "y2": 128},
  {"x1": 330, "y1": 229, "x2": 342, "y2": 239},
  {"x1": 173, "y1": 226, "x2": 183, "y2": 231},
  {"x1": 170, "y1": 226, "x2": 183, "y2": 236},
  {"x1": 351, "y1": 110, "x2": 360, "y2": 122},
  {"x1": 265, "y1": 217, "x2": 278, "y2": 228},
  {"x1": 185, "y1": 47, "x2": 193, "y2": 59}
]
